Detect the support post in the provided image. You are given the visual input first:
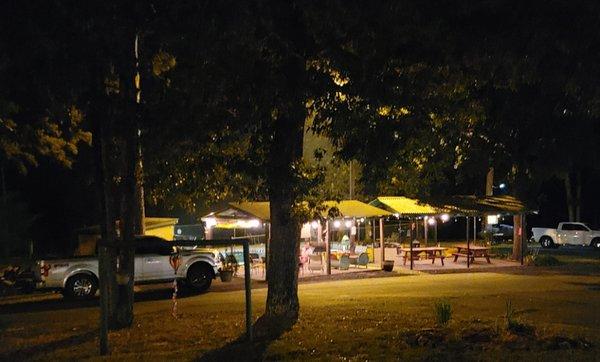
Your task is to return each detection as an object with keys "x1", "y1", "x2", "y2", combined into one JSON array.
[
  {"x1": 473, "y1": 216, "x2": 477, "y2": 243},
  {"x1": 512, "y1": 214, "x2": 524, "y2": 262},
  {"x1": 410, "y1": 218, "x2": 414, "y2": 270},
  {"x1": 264, "y1": 223, "x2": 270, "y2": 281},
  {"x1": 242, "y1": 241, "x2": 252, "y2": 342},
  {"x1": 325, "y1": 220, "x2": 331, "y2": 275},
  {"x1": 424, "y1": 218, "x2": 428, "y2": 246},
  {"x1": 379, "y1": 217, "x2": 385, "y2": 269},
  {"x1": 466, "y1": 216, "x2": 470, "y2": 268},
  {"x1": 521, "y1": 214, "x2": 526, "y2": 265}
]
